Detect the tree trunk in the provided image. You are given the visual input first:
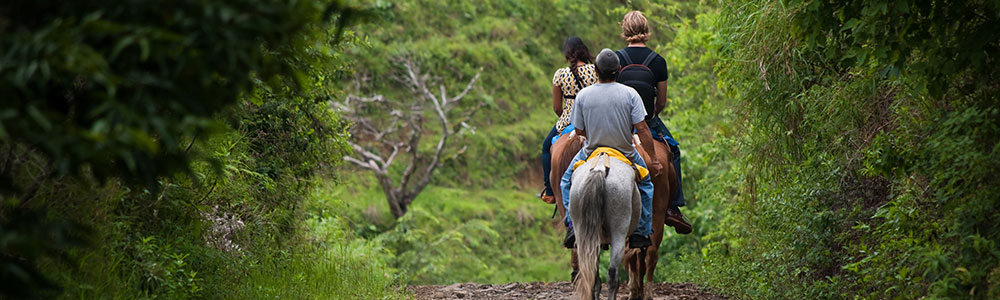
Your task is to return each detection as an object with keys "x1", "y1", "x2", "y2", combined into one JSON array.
[
  {"x1": 376, "y1": 173, "x2": 404, "y2": 219},
  {"x1": 342, "y1": 61, "x2": 482, "y2": 220}
]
